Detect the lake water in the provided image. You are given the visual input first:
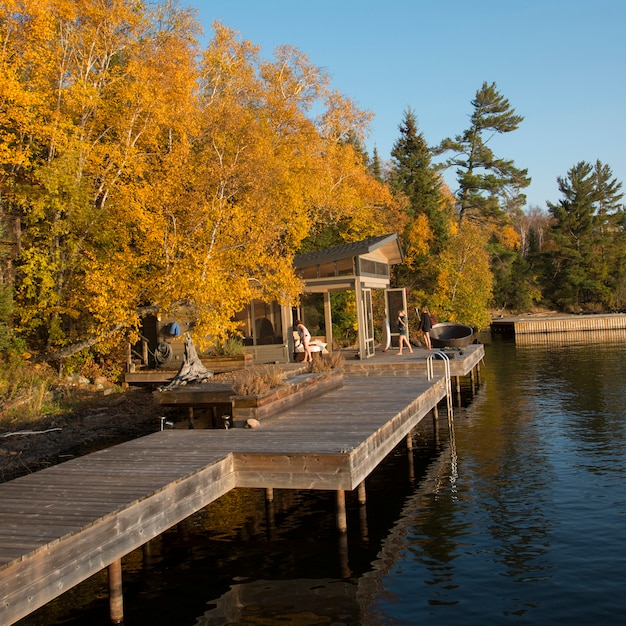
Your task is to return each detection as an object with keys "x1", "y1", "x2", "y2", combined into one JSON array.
[{"x1": 19, "y1": 331, "x2": 626, "y2": 625}]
